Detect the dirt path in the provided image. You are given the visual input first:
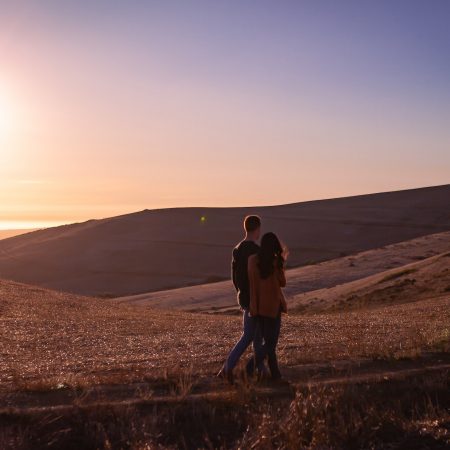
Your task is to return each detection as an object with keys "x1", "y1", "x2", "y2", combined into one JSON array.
[{"x1": 2, "y1": 353, "x2": 449, "y2": 416}]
